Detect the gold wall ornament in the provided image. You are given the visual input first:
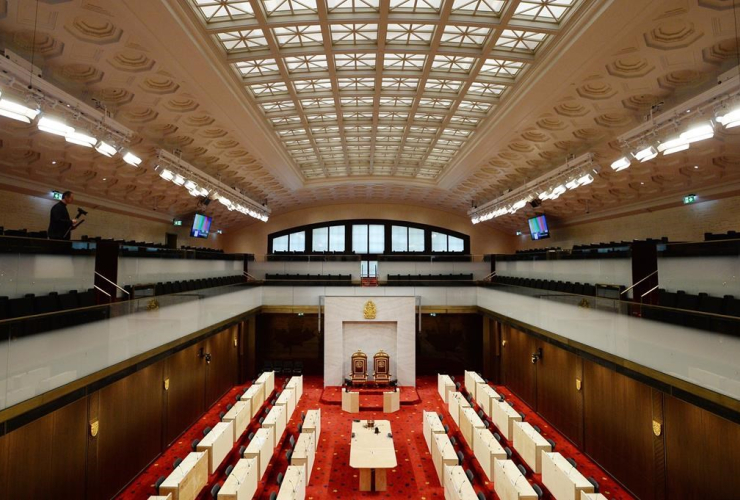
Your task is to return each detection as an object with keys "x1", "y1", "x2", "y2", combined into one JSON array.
[
  {"x1": 89, "y1": 419, "x2": 99, "y2": 437},
  {"x1": 575, "y1": 378, "x2": 582, "y2": 391},
  {"x1": 147, "y1": 298, "x2": 160, "y2": 311},
  {"x1": 652, "y1": 420, "x2": 663, "y2": 437},
  {"x1": 579, "y1": 298, "x2": 591, "y2": 309},
  {"x1": 164, "y1": 378, "x2": 170, "y2": 391},
  {"x1": 363, "y1": 300, "x2": 377, "y2": 319}
]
